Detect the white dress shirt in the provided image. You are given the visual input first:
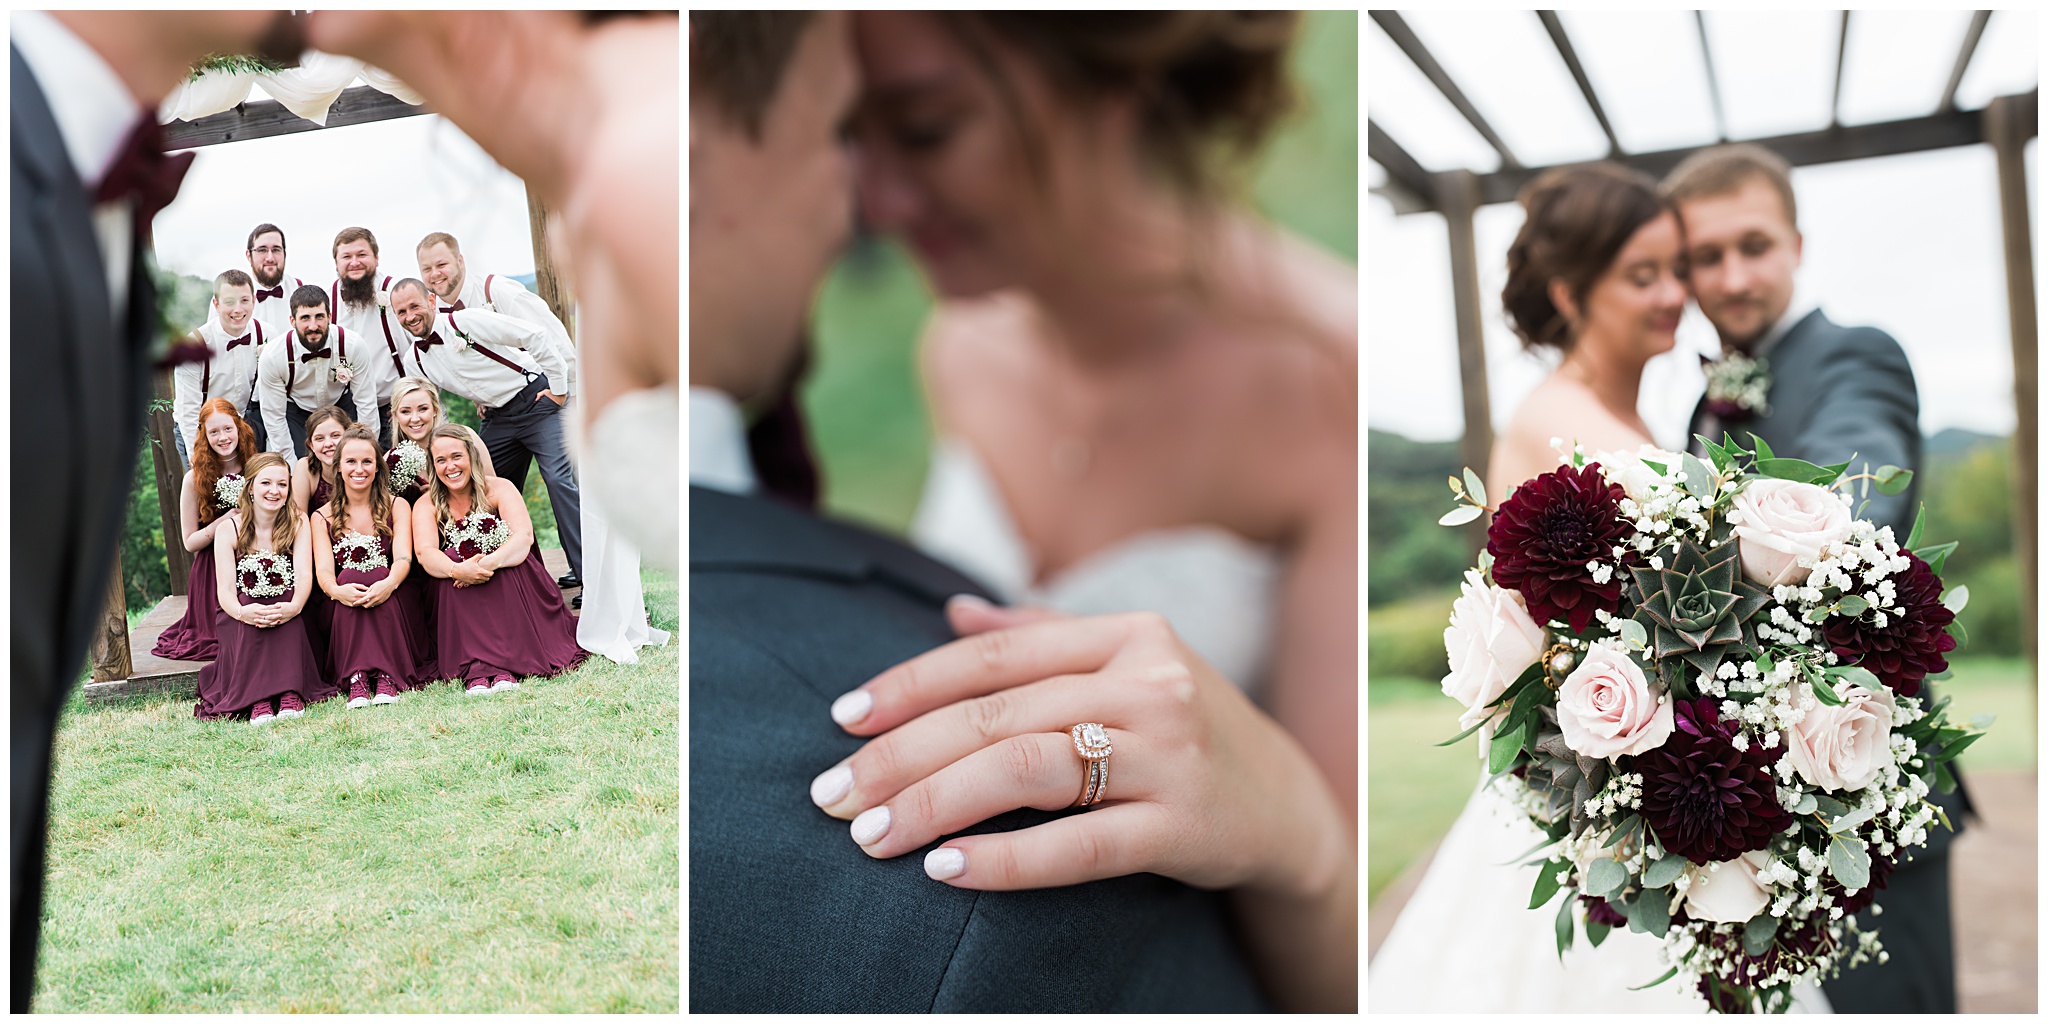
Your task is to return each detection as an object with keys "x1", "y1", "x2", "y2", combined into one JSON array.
[
  {"x1": 11, "y1": 10, "x2": 141, "y2": 311},
  {"x1": 443, "y1": 272, "x2": 578, "y2": 396},
  {"x1": 255, "y1": 325, "x2": 383, "y2": 452},
  {"x1": 328, "y1": 275, "x2": 412, "y2": 403},
  {"x1": 173, "y1": 318, "x2": 269, "y2": 444},
  {"x1": 689, "y1": 387, "x2": 756, "y2": 495},
  {"x1": 250, "y1": 275, "x2": 305, "y2": 333},
  {"x1": 407, "y1": 306, "x2": 568, "y2": 411}
]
